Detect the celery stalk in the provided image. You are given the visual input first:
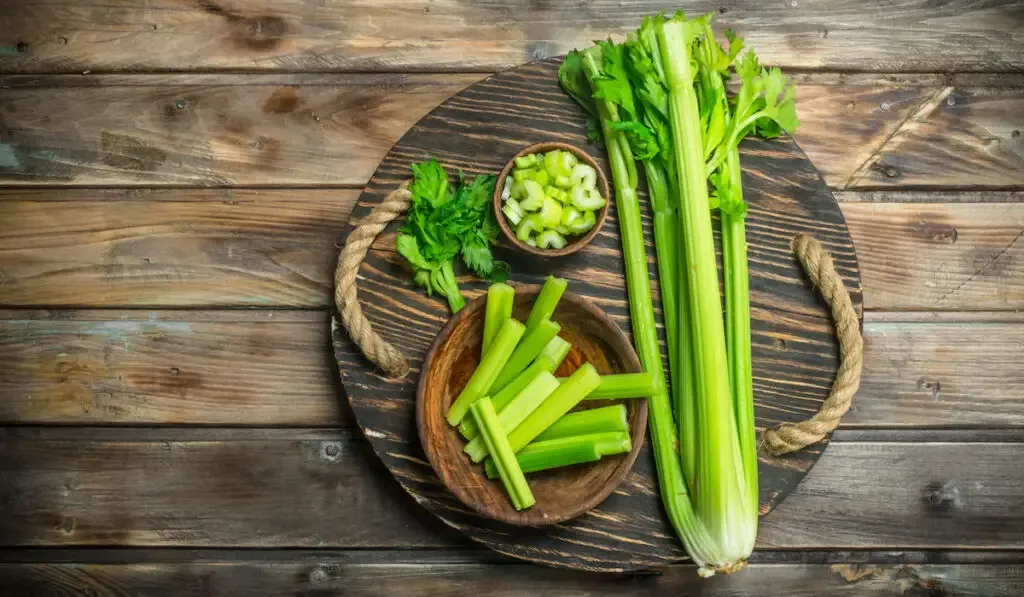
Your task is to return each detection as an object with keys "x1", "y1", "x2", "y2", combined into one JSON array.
[
  {"x1": 485, "y1": 432, "x2": 631, "y2": 478},
  {"x1": 469, "y1": 397, "x2": 535, "y2": 510},
  {"x1": 446, "y1": 319, "x2": 525, "y2": 426},
  {"x1": 482, "y1": 283, "x2": 515, "y2": 355},
  {"x1": 464, "y1": 371, "x2": 560, "y2": 462},
  {"x1": 576, "y1": 372, "x2": 658, "y2": 399},
  {"x1": 506, "y1": 362, "x2": 601, "y2": 453},
  {"x1": 524, "y1": 276, "x2": 567, "y2": 337},
  {"x1": 533, "y1": 404, "x2": 629, "y2": 441},
  {"x1": 459, "y1": 356, "x2": 557, "y2": 441},
  {"x1": 488, "y1": 318, "x2": 561, "y2": 394},
  {"x1": 539, "y1": 335, "x2": 572, "y2": 366}
]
